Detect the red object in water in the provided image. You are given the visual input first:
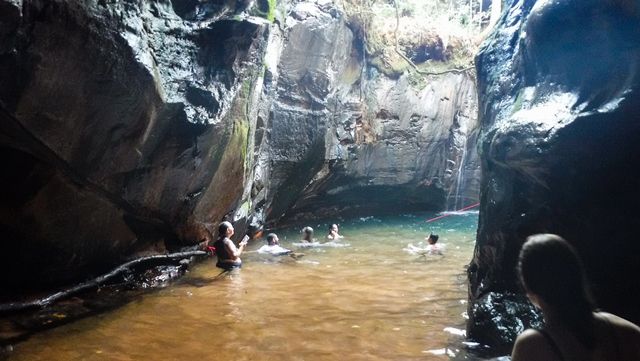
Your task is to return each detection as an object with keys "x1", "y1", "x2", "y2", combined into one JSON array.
[
  {"x1": 425, "y1": 202, "x2": 480, "y2": 223},
  {"x1": 206, "y1": 246, "x2": 216, "y2": 255}
]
